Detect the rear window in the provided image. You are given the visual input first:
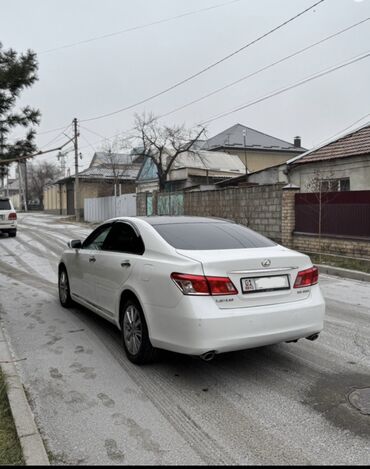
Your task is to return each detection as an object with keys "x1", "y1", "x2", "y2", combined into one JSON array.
[
  {"x1": 153, "y1": 222, "x2": 276, "y2": 250},
  {"x1": 0, "y1": 200, "x2": 11, "y2": 210}
]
